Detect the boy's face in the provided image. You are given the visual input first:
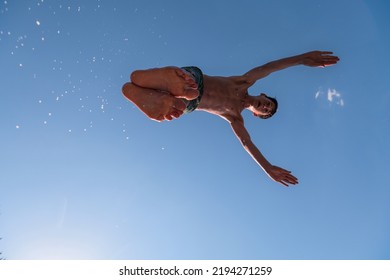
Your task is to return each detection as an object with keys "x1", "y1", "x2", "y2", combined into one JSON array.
[{"x1": 251, "y1": 93, "x2": 276, "y2": 118}]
